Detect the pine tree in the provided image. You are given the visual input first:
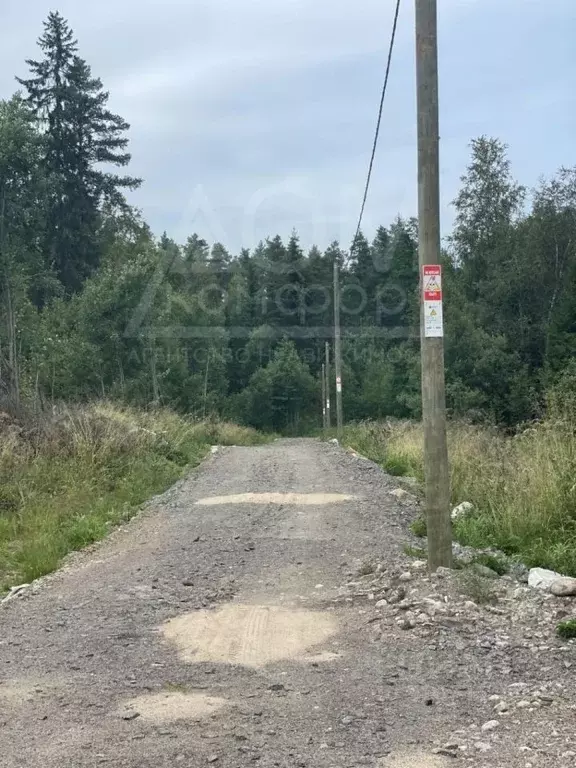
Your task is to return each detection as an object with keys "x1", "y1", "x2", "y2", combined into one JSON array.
[
  {"x1": 348, "y1": 231, "x2": 373, "y2": 324},
  {"x1": 17, "y1": 12, "x2": 141, "y2": 293},
  {"x1": 377, "y1": 218, "x2": 419, "y2": 330},
  {"x1": 209, "y1": 242, "x2": 231, "y2": 291}
]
